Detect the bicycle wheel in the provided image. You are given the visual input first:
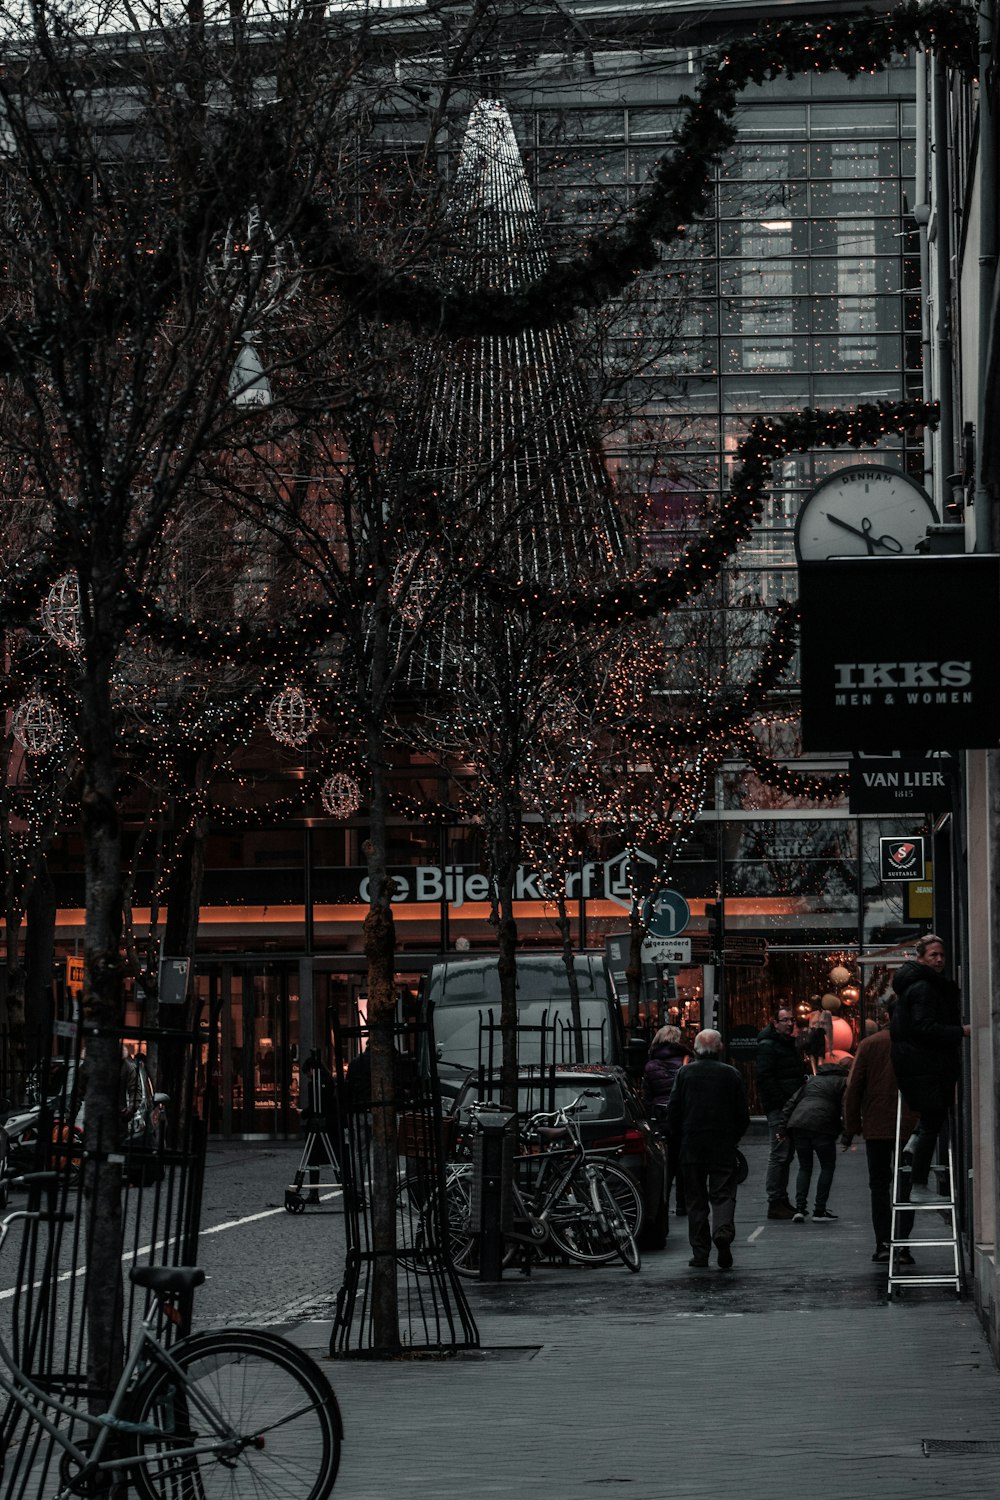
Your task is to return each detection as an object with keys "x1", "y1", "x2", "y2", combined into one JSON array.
[
  {"x1": 593, "y1": 1170, "x2": 641, "y2": 1272},
  {"x1": 546, "y1": 1164, "x2": 626, "y2": 1264},
  {"x1": 128, "y1": 1329, "x2": 342, "y2": 1500},
  {"x1": 588, "y1": 1161, "x2": 644, "y2": 1238}
]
